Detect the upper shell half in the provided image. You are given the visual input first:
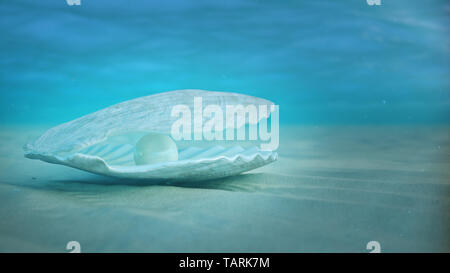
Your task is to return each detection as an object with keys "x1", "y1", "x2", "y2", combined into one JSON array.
[{"x1": 24, "y1": 90, "x2": 278, "y2": 181}]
